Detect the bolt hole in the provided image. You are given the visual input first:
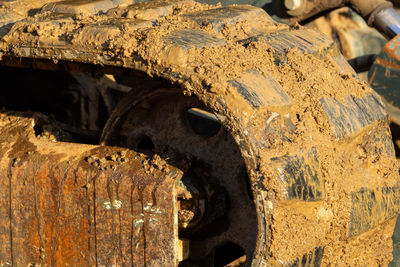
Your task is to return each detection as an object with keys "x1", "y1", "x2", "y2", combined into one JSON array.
[
  {"x1": 137, "y1": 135, "x2": 155, "y2": 150},
  {"x1": 296, "y1": 113, "x2": 300, "y2": 122},
  {"x1": 214, "y1": 242, "x2": 246, "y2": 267},
  {"x1": 186, "y1": 108, "x2": 221, "y2": 138},
  {"x1": 33, "y1": 124, "x2": 43, "y2": 136}
]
